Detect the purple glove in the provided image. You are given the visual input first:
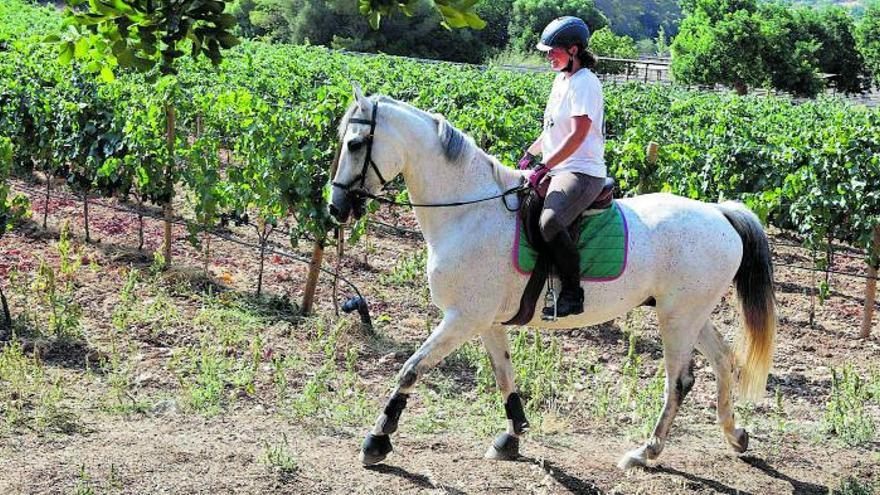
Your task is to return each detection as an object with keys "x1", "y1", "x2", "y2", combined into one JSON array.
[
  {"x1": 528, "y1": 166, "x2": 549, "y2": 189},
  {"x1": 518, "y1": 151, "x2": 539, "y2": 170}
]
